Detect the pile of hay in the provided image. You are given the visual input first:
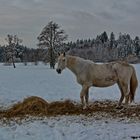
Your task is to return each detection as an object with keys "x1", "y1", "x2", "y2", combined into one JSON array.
[
  {"x1": 2, "y1": 96, "x2": 49, "y2": 118},
  {"x1": 0, "y1": 96, "x2": 83, "y2": 119},
  {"x1": 0, "y1": 96, "x2": 140, "y2": 121}
]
